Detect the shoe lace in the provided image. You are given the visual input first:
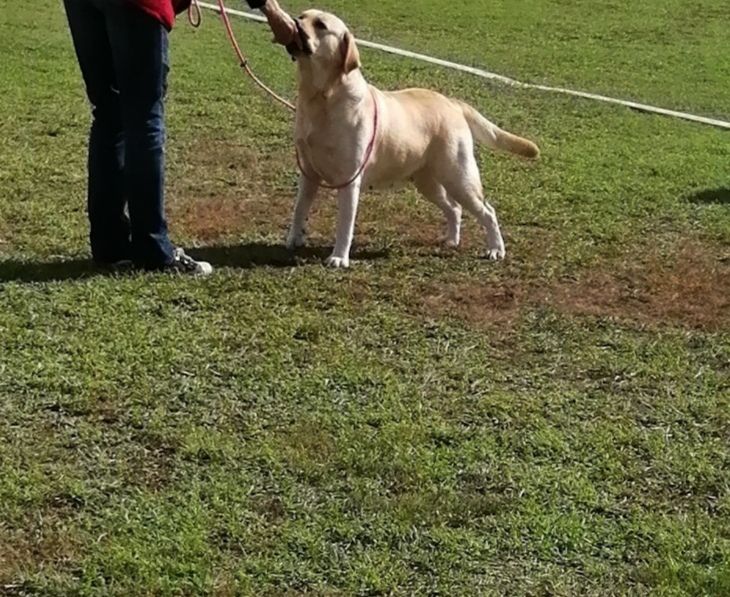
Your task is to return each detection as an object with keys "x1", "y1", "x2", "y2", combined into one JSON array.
[{"x1": 174, "y1": 249, "x2": 198, "y2": 271}]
